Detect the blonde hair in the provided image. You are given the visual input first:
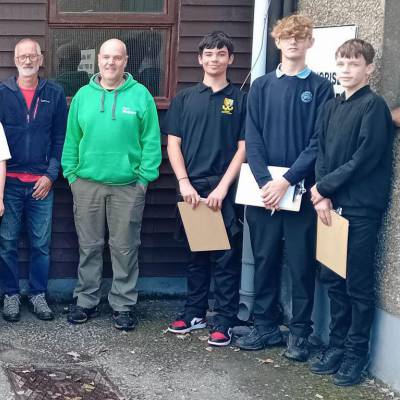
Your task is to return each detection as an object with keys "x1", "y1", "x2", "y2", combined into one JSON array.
[{"x1": 271, "y1": 14, "x2": 313, "y2": 40}]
